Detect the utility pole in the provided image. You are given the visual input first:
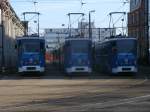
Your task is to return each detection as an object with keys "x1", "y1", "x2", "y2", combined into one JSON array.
[
  {"x1": 98, "y1": 28, "x2": 101, "y2": 41},
  {"x1": 121, "y1": 18, "x2": 125, "y2": 35},
  {"x1": 89, "y1": 12, "x2": 91, "y2": 39},
  {"x1": 89, "y1": 10, "x2": 95, "y2": 39}
]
